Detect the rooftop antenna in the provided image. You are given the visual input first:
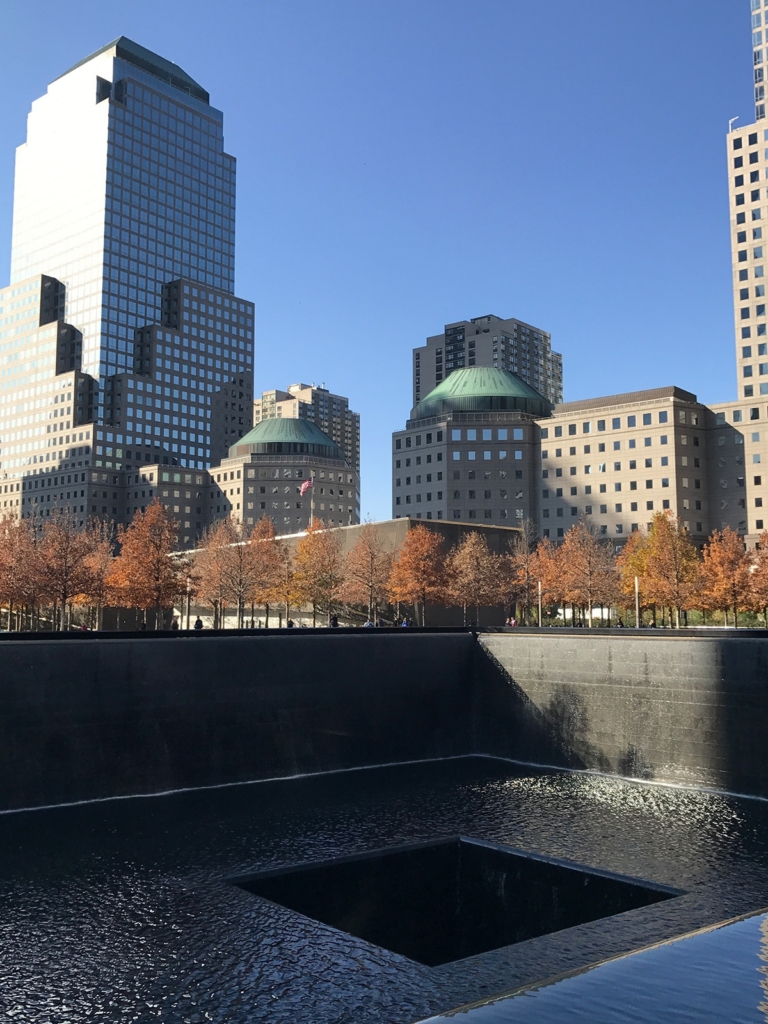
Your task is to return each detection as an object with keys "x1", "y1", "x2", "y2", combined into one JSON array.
[{"x1": 729, "y1": 116, "x2": 740, "y2": 133}]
